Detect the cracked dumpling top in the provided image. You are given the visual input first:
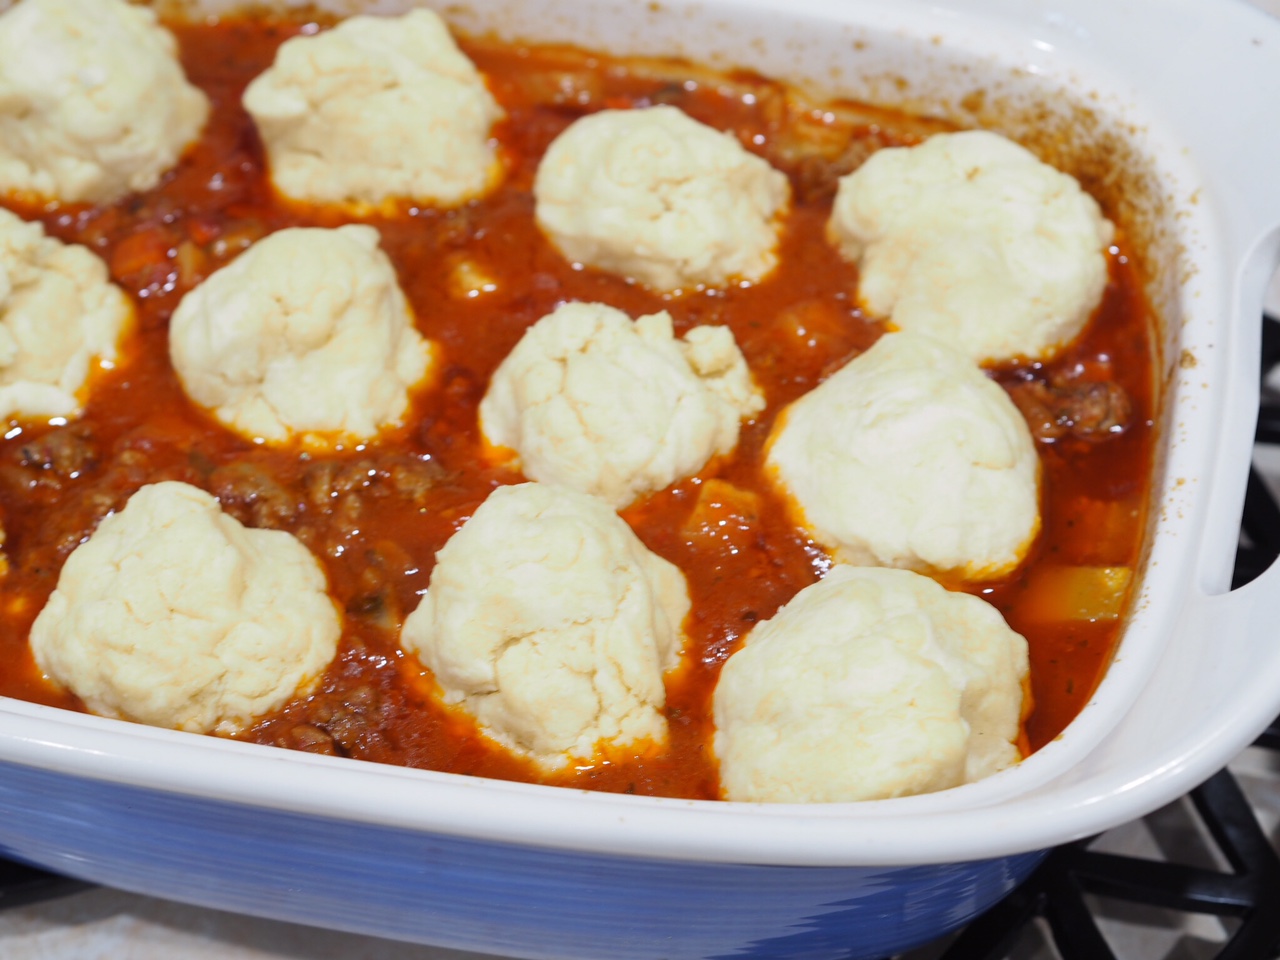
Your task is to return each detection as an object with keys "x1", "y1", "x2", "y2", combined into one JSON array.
[
  {"x1": 827, "y1": 130, "x2": 1114, "y2": 363},
  {"x1": 480, "y1": 301, "x2": 765, "y2": 509},
  {"x1": 400, "y1": 482, "x2": 690, "y2": 769},
  {"x1": 243, "y1": 8, "x2": 504, "y2": 209},
  {"x1": 534, "y1": 105, "x2": 790, "y2": 292},
  {"x1": 713, "y1": 565, "x2": 1029, "y2": 803},
  {"x1": 766, "y1": 331, "x2": 1039, "y2": 579},
  {"x1": 0, "y1": 208, "x2": 132, "y2": 421},
  {"x1": 30, "y1": 482, "x2": 342, "y2": 735},
  {"x1": 0, "y1": 0, "x2": 209, "y2": 204},
  {"x1": 168, "y1": 224, "x2": 436, "y2": 447}
]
